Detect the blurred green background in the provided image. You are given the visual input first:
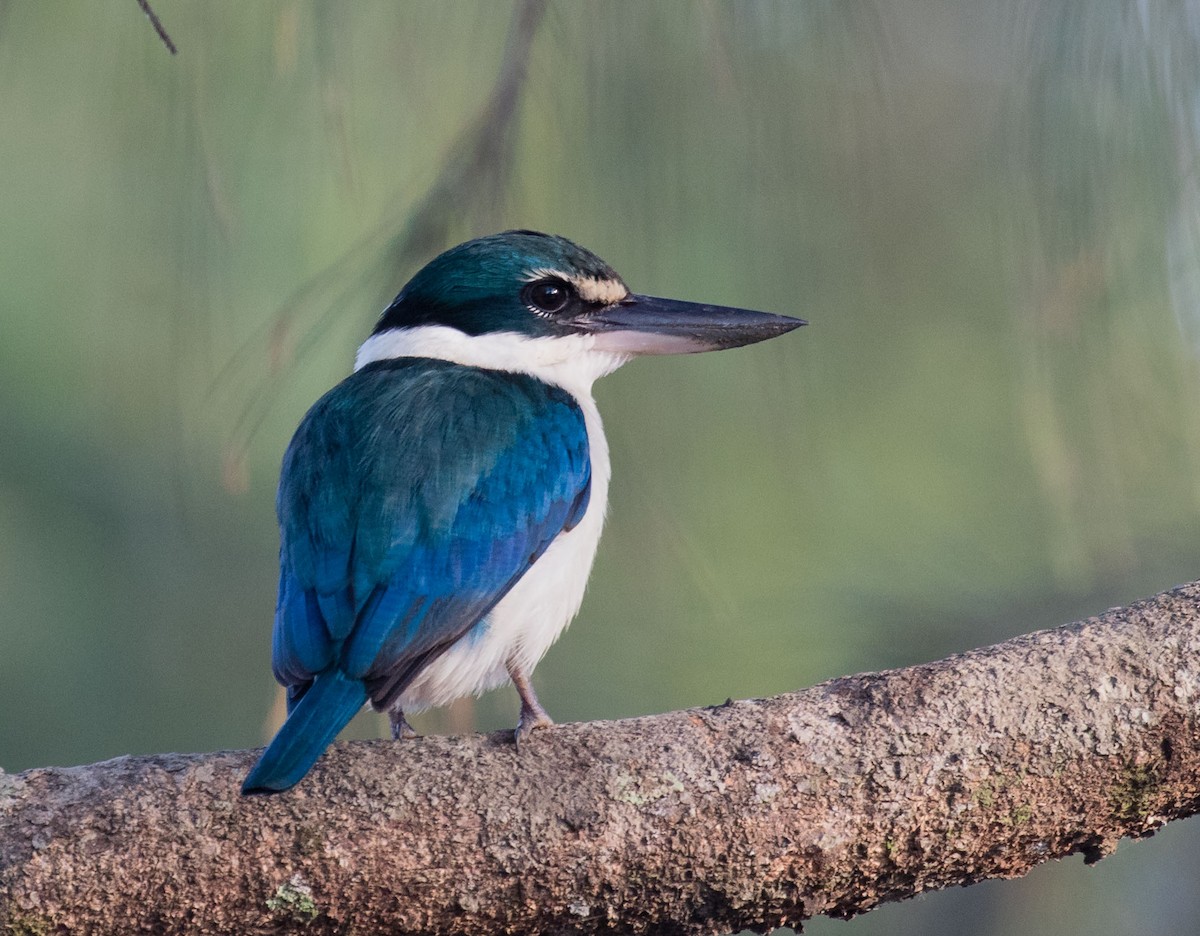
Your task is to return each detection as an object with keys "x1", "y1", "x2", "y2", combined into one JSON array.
[{"x1": 3, "y1": 2, "x2": 1200, "y2": 933}]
